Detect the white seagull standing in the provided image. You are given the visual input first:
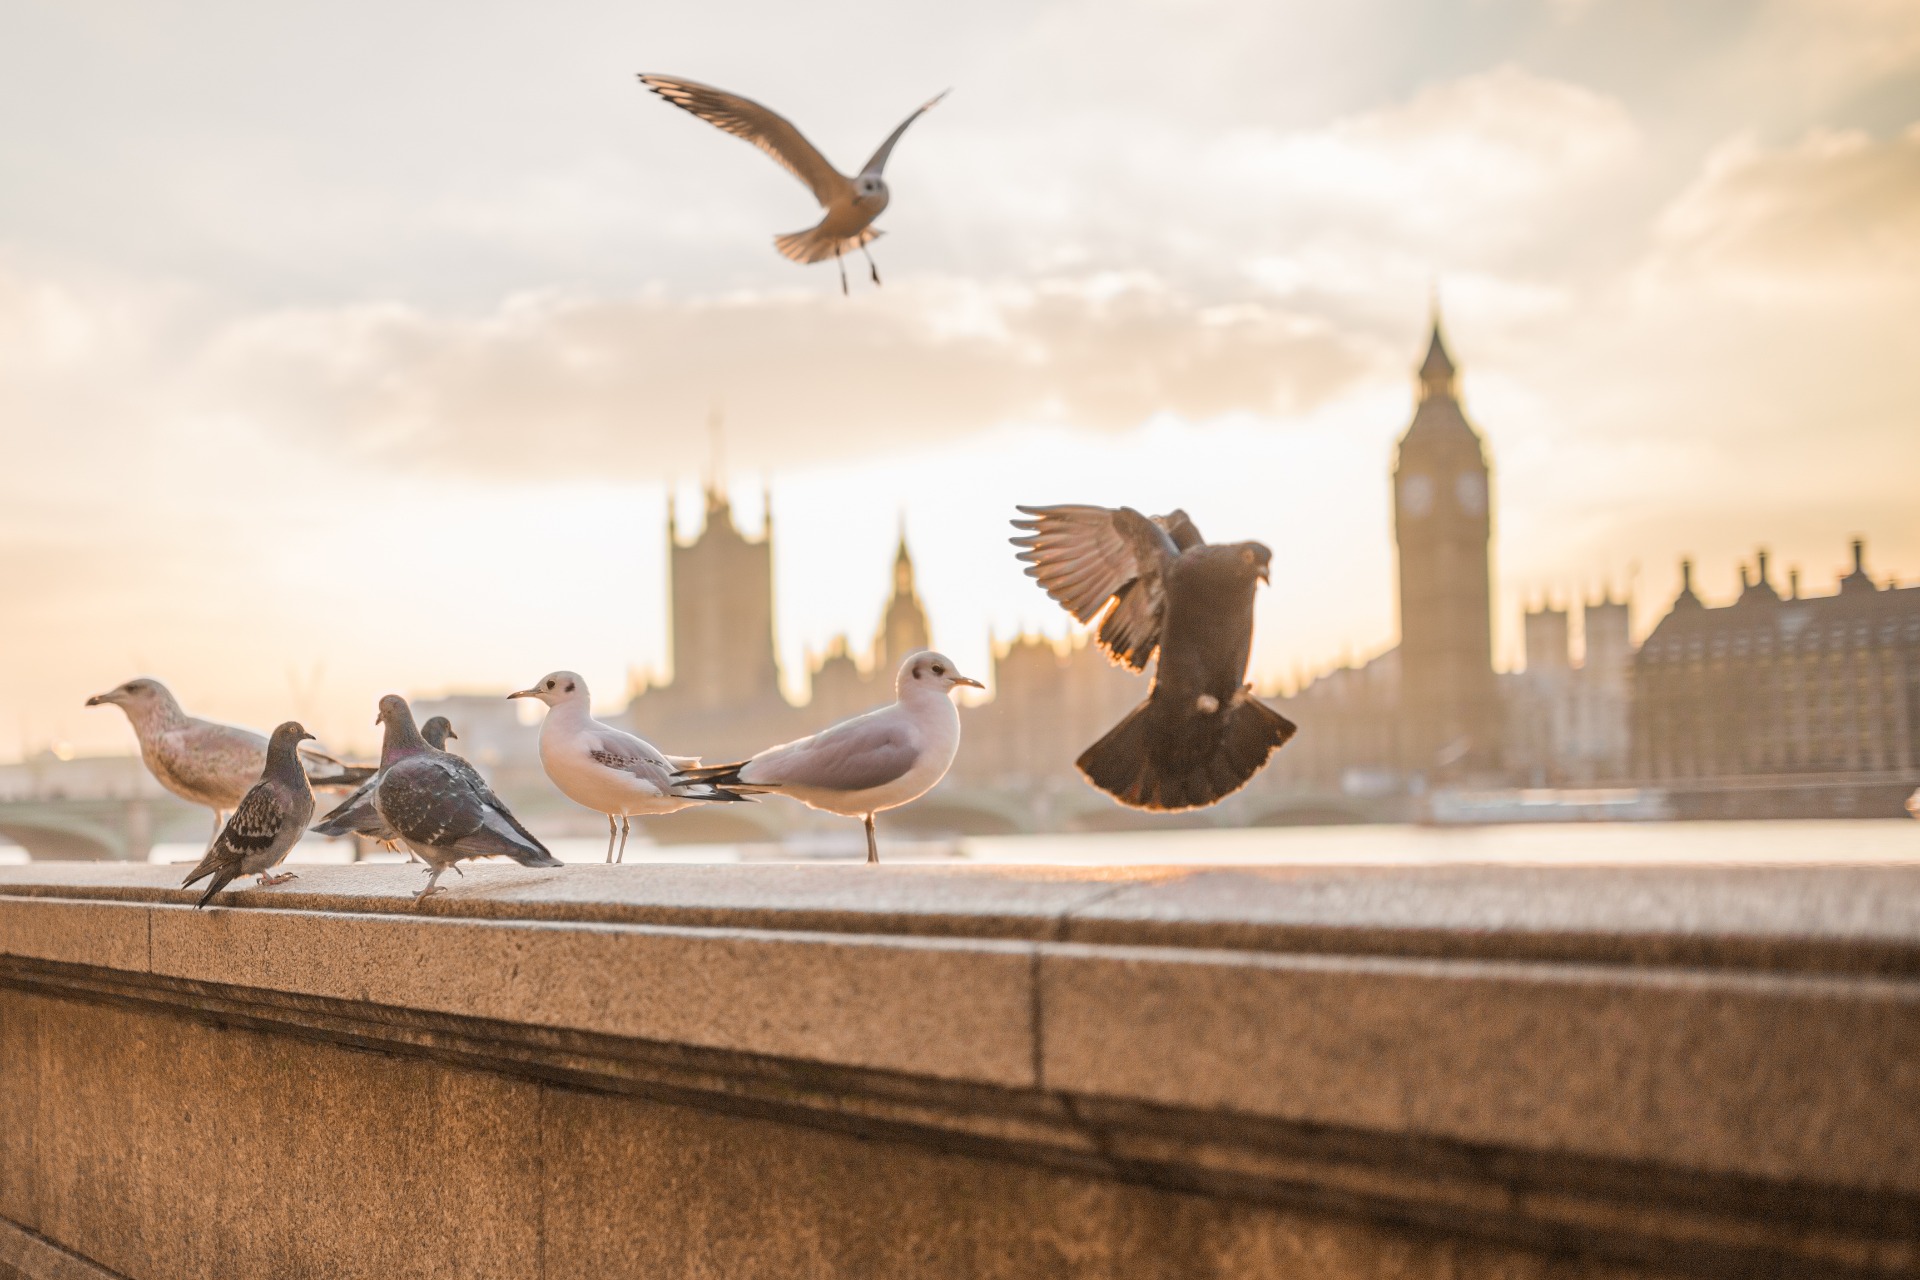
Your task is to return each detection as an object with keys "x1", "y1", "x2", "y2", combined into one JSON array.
[
  {"x1": 677, "y1": 651, "x2": 983, "y2": 863},
  {"x1": 638, "y1": 73, "x2": 947, "y2": 295},
  {"x1": 509, "y1": 670, "x2": 746, "y2": 863}
]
